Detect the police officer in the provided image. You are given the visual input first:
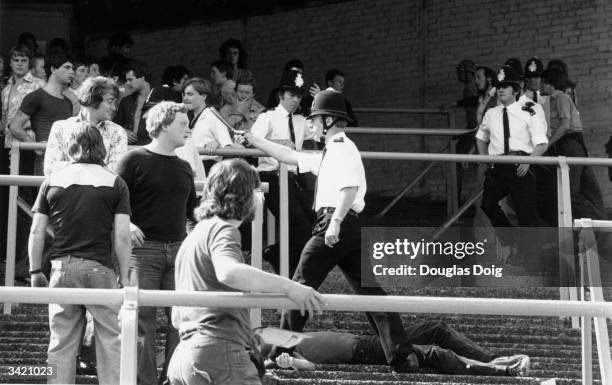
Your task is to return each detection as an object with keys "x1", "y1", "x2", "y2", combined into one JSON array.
[
  {"x1": 524, "y1": 56, "x2": 558, "y2": 226},
  {"x1": 476, "y1": 65, "x2": 548, "y2": 253},
  {"x1": 251, "y1": 69, "x2": 315, "y2": 276},
  {"x1": 240, "y1": 90, "x2": 416, "y2": 373}
]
